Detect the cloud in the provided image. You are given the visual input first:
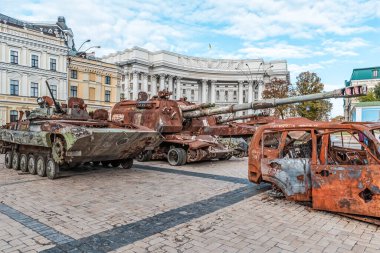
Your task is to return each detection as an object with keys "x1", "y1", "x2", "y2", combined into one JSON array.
[
  {"x1": 322, "y1": 38, "x2": 369, "y2": 57},
  {"x1": 239, "y1": 43, "x2": 320, "y2": 59}
]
